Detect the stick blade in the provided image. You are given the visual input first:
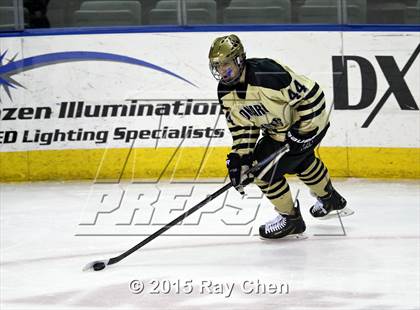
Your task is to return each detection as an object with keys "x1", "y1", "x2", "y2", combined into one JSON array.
[{"x1": 82, "y1": 259, "x2": 110, "y2": 272}]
